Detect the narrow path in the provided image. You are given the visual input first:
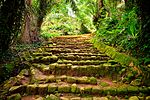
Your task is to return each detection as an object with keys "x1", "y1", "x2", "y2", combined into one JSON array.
[{"x1": 1, "y1": 34, "x2": 150, "y2": 100}]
